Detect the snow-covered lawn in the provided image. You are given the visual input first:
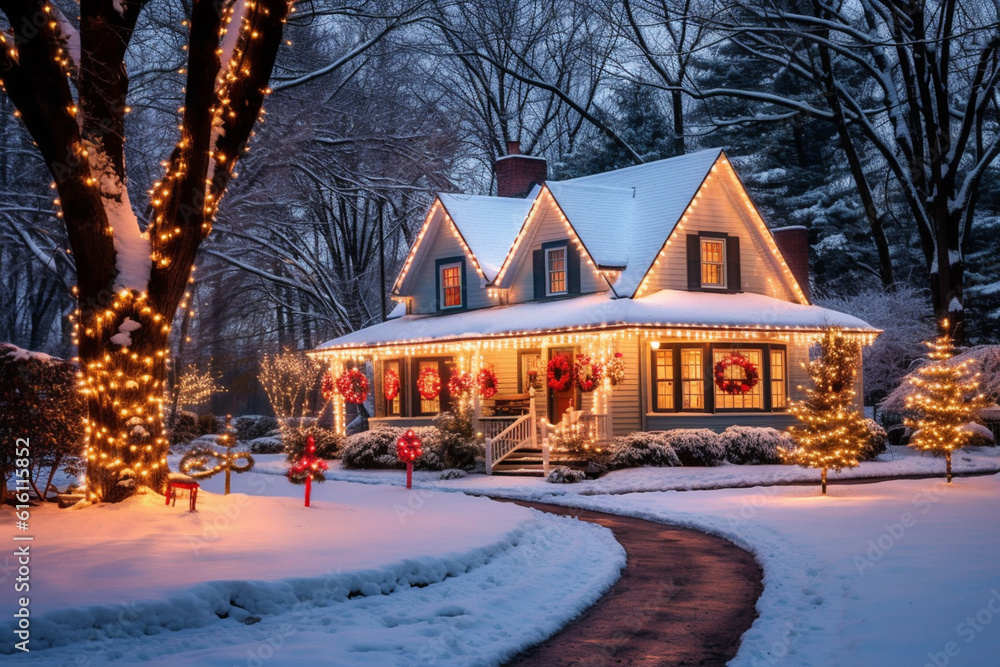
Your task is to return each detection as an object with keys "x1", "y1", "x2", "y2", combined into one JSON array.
[{"x1": 2, "y1": 473, "x2": 623, "y2": 664}]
